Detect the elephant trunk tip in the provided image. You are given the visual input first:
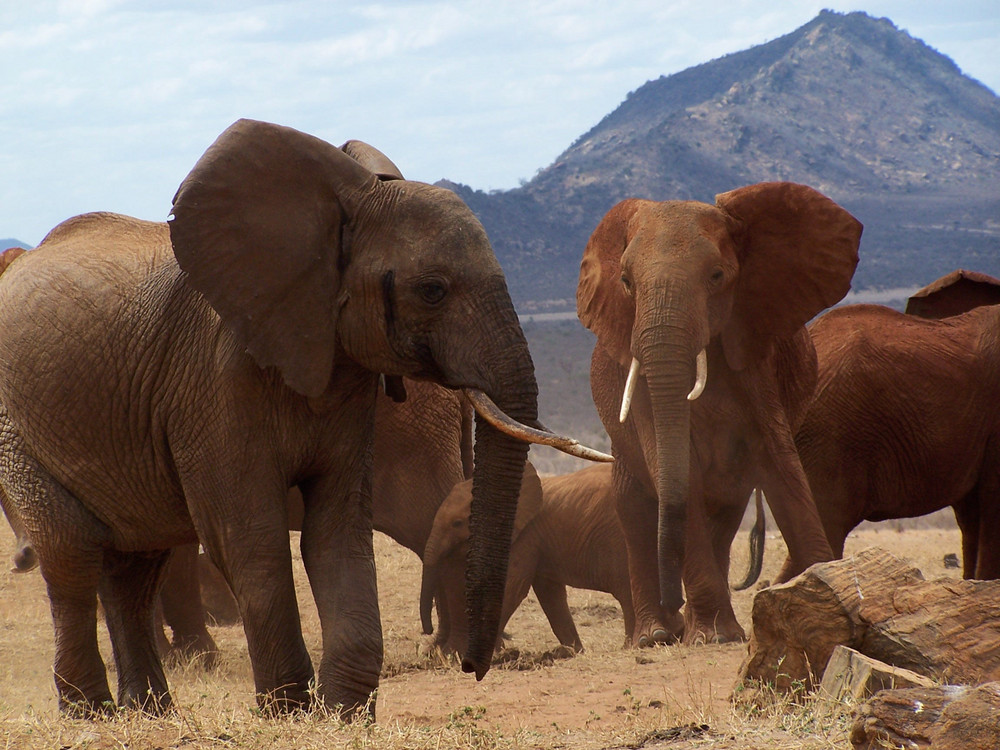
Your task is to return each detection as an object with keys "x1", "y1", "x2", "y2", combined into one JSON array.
[{"x1": 461, "y1": 656, "x2": 490, "y2": 681}]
